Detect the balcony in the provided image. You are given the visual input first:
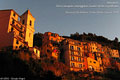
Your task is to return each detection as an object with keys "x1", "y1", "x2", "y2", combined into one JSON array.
[
  {"x1": 14, "y1": 32, "x2": 25, "y2": 42},
  {"x1": 71, "y1": 53, "x2": 83, "y2": 57},
  {"x1": 11, "y1": 18, "x2": 25, "y2": 32},
  {"x1": 71, "y1": 59, "x2": 84, "y2": 63}
]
